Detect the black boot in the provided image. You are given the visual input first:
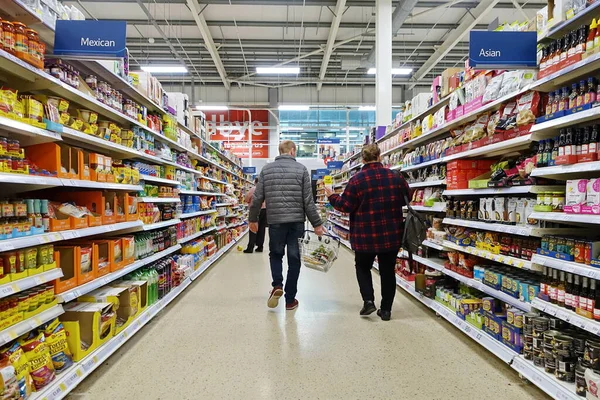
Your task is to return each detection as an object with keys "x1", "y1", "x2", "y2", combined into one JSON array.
[
  {"x1": 377, "y1": 309, "x2": 391, "y2": 321},
  {"x1": 243, "y1": 248, "x2": 253, "y2": 253},
  {"x1": 255, "y1": 247, "x2": 263, "y2": 252},
  {"x1": 360, "y1": 301, "x2": 377, "y2": 316}
]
